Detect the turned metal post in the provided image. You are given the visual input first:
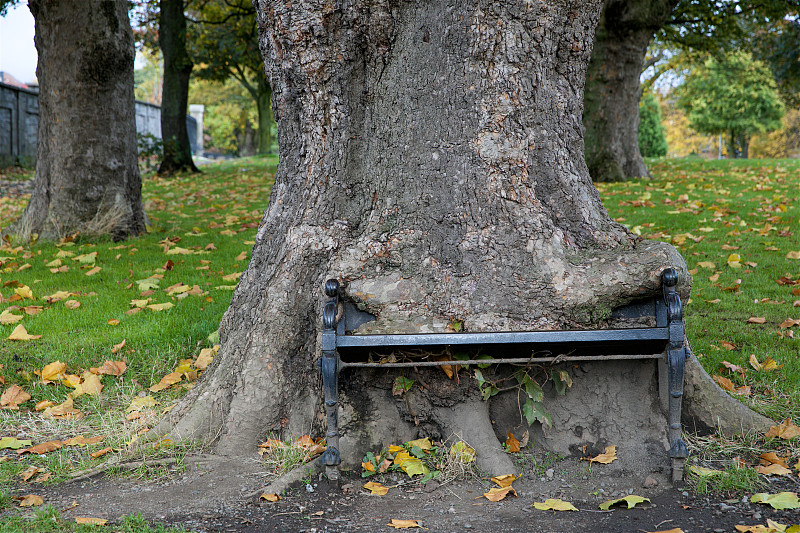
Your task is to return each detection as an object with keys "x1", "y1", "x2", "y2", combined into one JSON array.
[{"x1": 319, "y1": 279, "x2": 342, "y2": 481}]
